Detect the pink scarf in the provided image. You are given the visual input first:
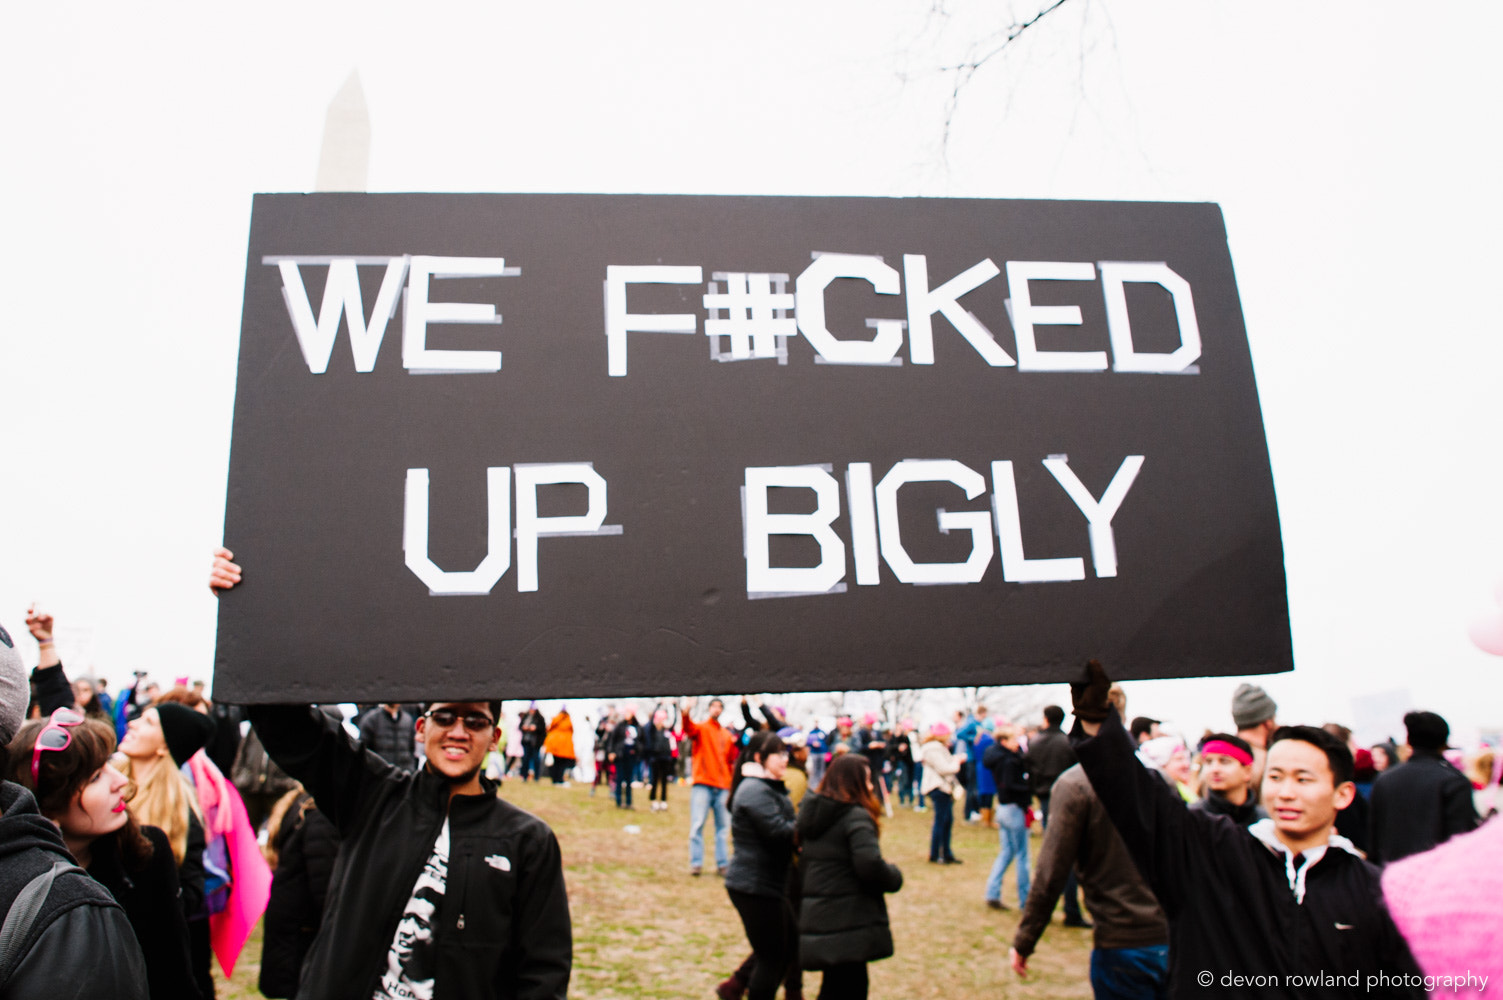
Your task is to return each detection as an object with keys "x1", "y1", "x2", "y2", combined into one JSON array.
[{"x1": 187, "y1": 751, "x2": 273, "y2": 978}]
